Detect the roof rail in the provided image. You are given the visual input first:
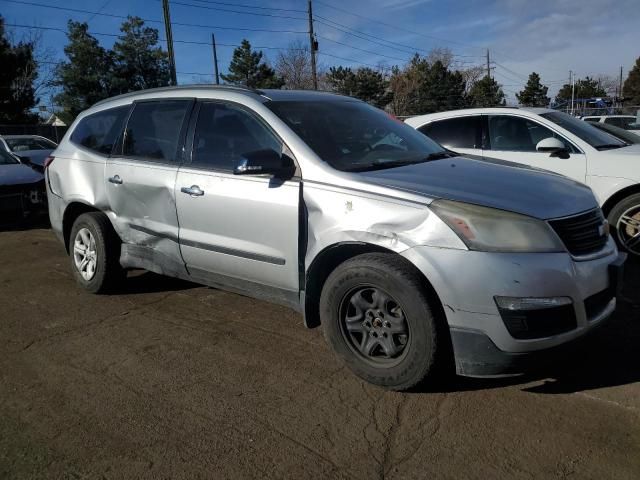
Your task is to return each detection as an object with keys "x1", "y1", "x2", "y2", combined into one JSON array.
[{"x1": 93, "y1": 84, "x2": 264, "y2": 107}]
